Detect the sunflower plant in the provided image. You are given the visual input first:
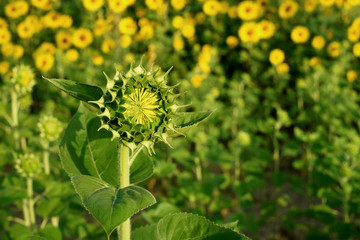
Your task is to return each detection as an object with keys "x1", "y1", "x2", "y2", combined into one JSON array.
[{"x1": 45, "y1": 61, "x2": 249, "y2": 240}]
